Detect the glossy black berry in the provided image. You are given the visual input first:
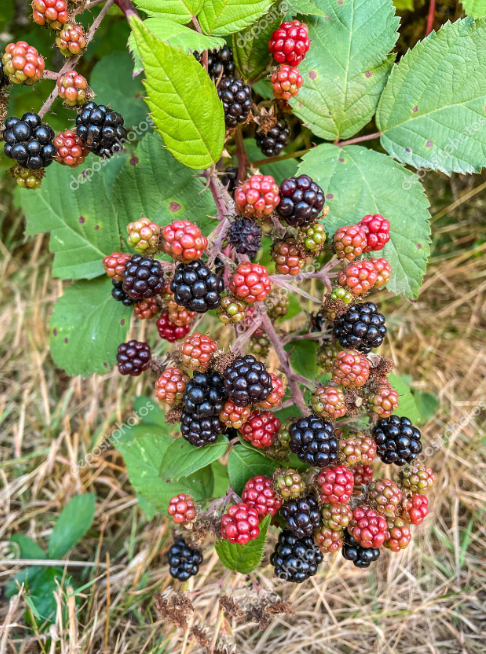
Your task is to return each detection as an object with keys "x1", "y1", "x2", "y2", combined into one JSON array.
[
  {"x1": 289, "y1": 416, "x2": 339, "y2": 467},
  {"x1": 277, "y1": 175, "x2": 325, "y2": 228},
  {"x1": 170, "y1": 260, "x2": 224, "y2": 313},
  {"x1": 183, "y1": 372, "x2": 227, "y2": 419},
  {"x1": 117, "y1": 340, "x2": 151, "y2": 376},
  {"x1": 218, "y1": 77, "x2": 252, "y2": 128},
  {"x1": 195, "y1": 45, "x2": 235, "y2": 80},
  {"x1": 228, "y1": 218, "x2": 262, "y2": 259},
  {"x1": 342, "y1": 530, "x2": 380, "y2": 568},
  {"x1": 256, "y1": 118, "x2": 290, "y2": 157},
  {"x1": 221, "y1": 166, "x2": 238, "y2": 194},
  {"x1": 281, "y1": 495, "x2": 321, "y2": 539},
  {"x1": 181, "y1": 412, "x2": 224, "y2": 448},
  {"x1": 122, "y1": 254, "x2": 164, "y2": 300},
  {"x1": 334, "y1": 302, "x2": 387, "y2": 353},
  {"x1": 111, "y1": 279, "x2": 136, "y2": 306},
  {"x1": 372, "y1": 415, "x2": 422, "y2": 466},
  {"x1": 223, "y1": 355, "x2": 273, "y2": 407},
  {"x1": 76, "y1": 101, "x2": 127, "y2": 158},
  {"x1": 3, "y1": 113, "x2": 55, "y2": 170},
  {"x1": 168, "y1": 539, "x2": 203, "y2": 581},
  {"x1": 271, "y1": 529, "x2": 323, "y2": 583}
]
